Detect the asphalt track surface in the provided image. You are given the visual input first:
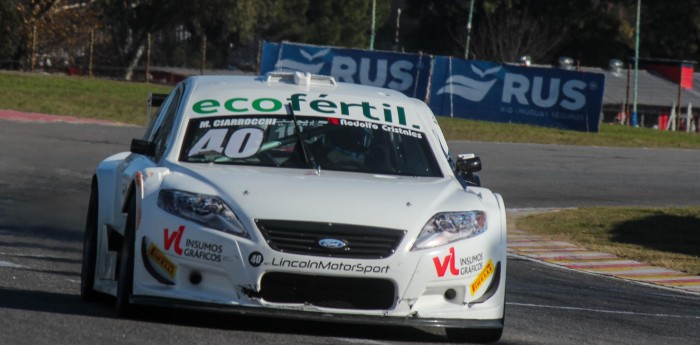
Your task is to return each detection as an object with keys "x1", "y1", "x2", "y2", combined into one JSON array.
[{"x1": 1, "y1": 119, "x2": 699, "y2": 344}]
